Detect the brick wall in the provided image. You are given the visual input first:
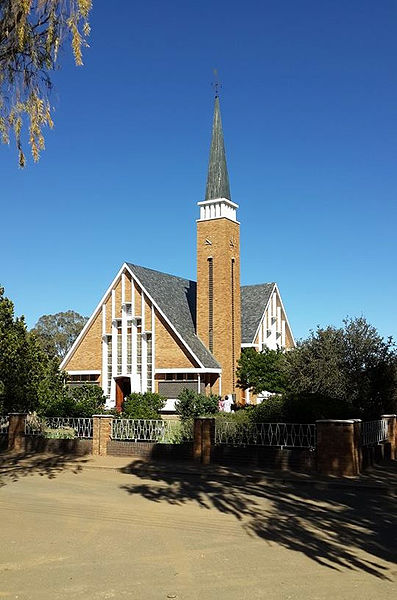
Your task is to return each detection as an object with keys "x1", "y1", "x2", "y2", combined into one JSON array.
[
  {"x1": 197, "y1": 217, "x2": 241, "y2": 396},
  {"x1": 107, "y1": 440, "x2": 193, "y2": 461},
  {"x1": 24, "y1": 437, "x2": 92, "y2": 455},
  {"x1": 63, "y1": 310, "x2": 102, "y2": 372},
  {"x1": 212, "y1": 445, "x2": 315, "y2": 473}
]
